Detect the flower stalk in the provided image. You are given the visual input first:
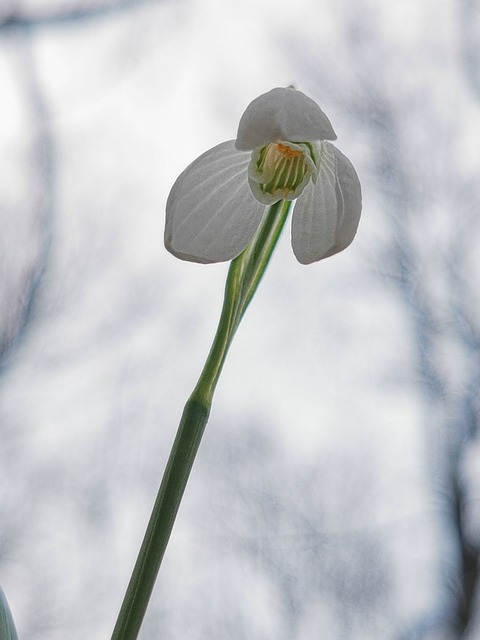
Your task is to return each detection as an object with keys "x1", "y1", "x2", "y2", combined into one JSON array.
[{"x1": 111, "y1": 199, "x2": 292, "y2": 640}]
